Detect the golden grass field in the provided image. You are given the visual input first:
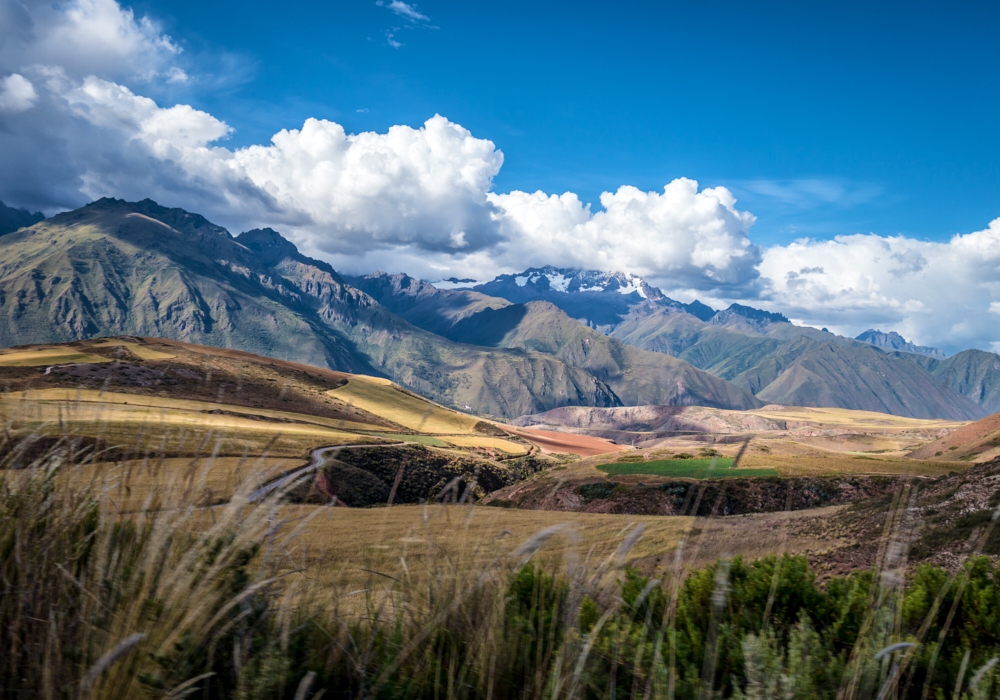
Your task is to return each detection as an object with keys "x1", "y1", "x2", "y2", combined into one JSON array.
[
  {"x1": 0, "y1": 346, "x2": 113, "y2": 366},
  {"x1": 201, "y1": 503, "x2": 845, "y2": 591},
  {"x1": 1, "y1": 388, "x2": 393, "y2": 433},
  {"x1": 0, "y1": 389, "x2": 385, "y2": 457},
  {"x1": 216, "y1": 503, "x2": 695, "y2": 588},
  {"x1": 2, "y1": 456, "x2": 295, "y2": 511},
  {"x1": 328, "y1": 376, "x2": 482, "y2": 434},
  {"x1": 740, "y1": 451, "x2": 961, "y2": 477},
  {"x1": 439, "y1": 435, "x2": 530, "y2": 454},
  {"x1": 747, "y1": 404, "x2": 967, "y2": 433}
]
